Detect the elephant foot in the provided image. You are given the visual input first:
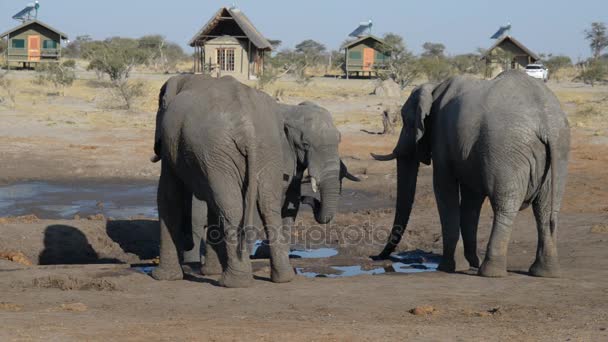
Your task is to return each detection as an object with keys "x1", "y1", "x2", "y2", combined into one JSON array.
[
  {"x1": 182, "y1": 263, "x2": 202, "y2": 276},
  {"x1": 220, "y1": 269, "x2": 254, "y2": 288},
  {"x1": 271, "y1": 267, "x2": 295, "y2": 283},
  {"x1": 465, "y1": 253, "x2": 481, "y2": 268},
  {"x1": 151, "y1": 266, "x2": 183, "y2": 281},
  {"x1": 438, "y1": 256, "x2": 470, "y2": 273},
  {"x1": 529, "y1": 259, "x2": 561, "y2": 278},
  {"x1": 478, "y1": 257, "x2": 508, "y2": 277},
  {"x1": 201, "y1": 261, "x2": 223, "y2": 276}
]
